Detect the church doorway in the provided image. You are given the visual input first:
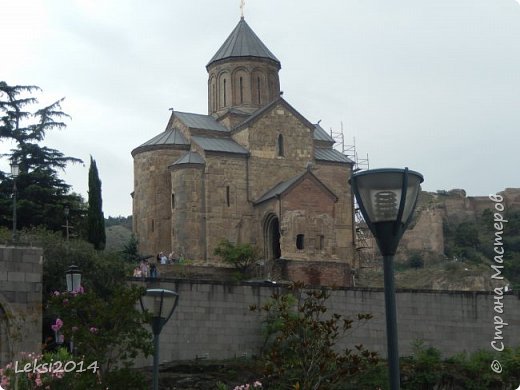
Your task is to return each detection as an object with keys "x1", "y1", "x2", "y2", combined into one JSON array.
[{"x1": 264, "y1": 213, "x2": 281, "y2": 261}]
